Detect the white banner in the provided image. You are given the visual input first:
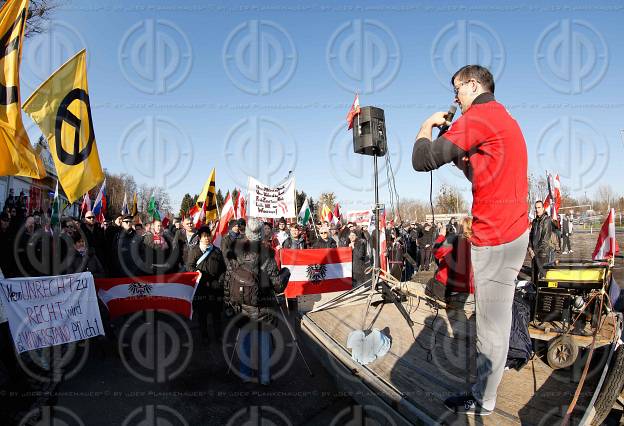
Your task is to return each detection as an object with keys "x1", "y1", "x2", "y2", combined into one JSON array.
[
  {"x1": 345, "y1": 209, "x2": 372, "y2": 226},
  {"x1": 248, "y1": 175, "x2": 296, "y2": 218},
  {"x1": 0, "y1": 272, "x2": 104, "y2": 353}
]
